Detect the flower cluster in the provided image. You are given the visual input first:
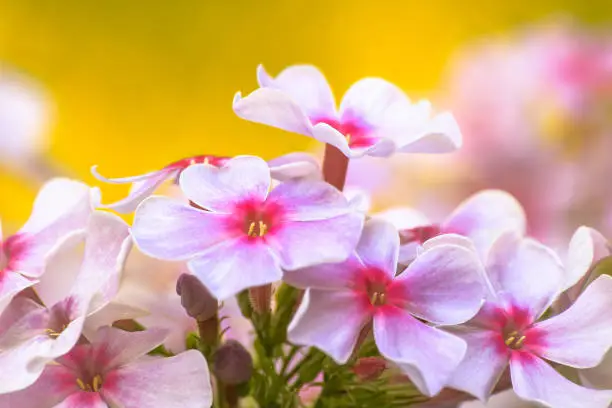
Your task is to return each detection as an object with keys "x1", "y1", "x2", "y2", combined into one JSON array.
[{"x1": 1, "y1": 63, "x2": 611, "y2": 408}]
